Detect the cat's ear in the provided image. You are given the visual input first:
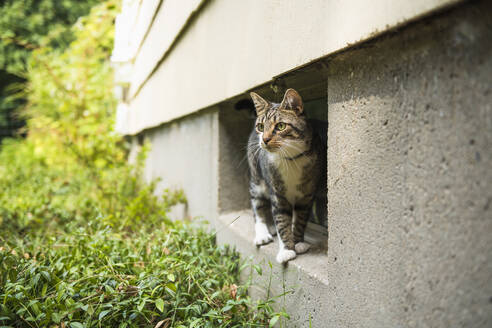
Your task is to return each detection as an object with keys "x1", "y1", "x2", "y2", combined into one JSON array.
[
  {"x1": 250, "y1": 92, "x2": 269, "y2": 116},
  {"x1": 279, "y1": 88, "x2": 303, "y2": 115}
]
